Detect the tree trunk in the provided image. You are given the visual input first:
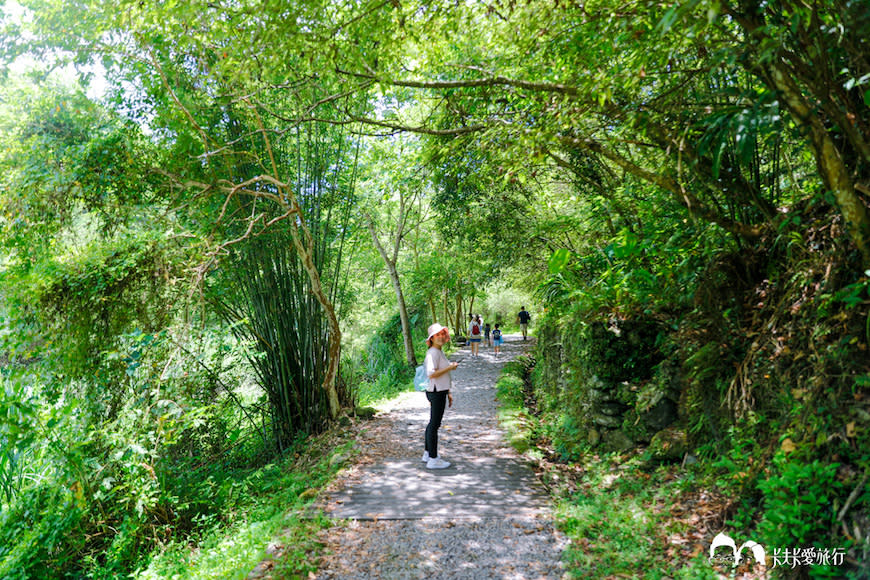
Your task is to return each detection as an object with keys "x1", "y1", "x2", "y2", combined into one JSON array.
[
  {"x1": 288, "y1": 217, "x2": 343, "y2": 420},
  {"x1": 428, "y1": 297, "x2": 438, "y2": 326},
  {"x1": 389, "y1": 259, "x2": 417, "y2": 366},
  {"x1": 766, "y1": 63, "x2": 870, "y2": 267},
  {"x1": 455, "y1": 293, "x2": 463, "y2": 336},
  {"x1": 224, "y1": 174, "x2": 344, "y2": 421},
  {"x1": 443, "y1": 289, "x2": 452, "y2": 332},
  {"x1": 367, "y1": 220, "x2": 417, "y2": 366},
  {"x1": 728, "y1": 3, "x2": 870, "y2": 267}
]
